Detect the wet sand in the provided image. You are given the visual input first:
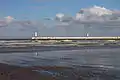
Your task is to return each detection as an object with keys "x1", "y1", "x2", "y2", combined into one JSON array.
[
  {"x1": 0, "y1": 63, "x2": 119, "y2": 80},
  {"x1": 0, "y1": 63, "x2": 66, "y2": 80},
  {"x1": 0, "y1": 47, "x2": 120, "y2": 80},
  {"x1": 0, "y1": 63, "x2": 78, "y2": 80},
  {"x1": 0, "y1": 45, "x2": 120, "y2": 53}
]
